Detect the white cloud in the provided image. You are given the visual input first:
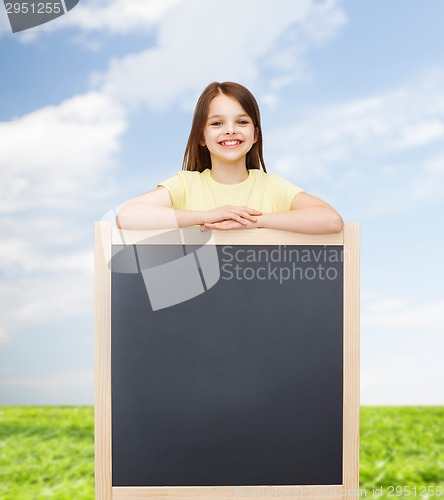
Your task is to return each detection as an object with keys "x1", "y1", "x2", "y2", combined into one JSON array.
[
  {"x1": 267, "y1": 69, "x2": 444, "y2": 214},
  {"x1": 0, "y1": 325, "x2": 7, "y2": 343},
  {"x1": 0, "y1": 369, "x2": 93, "y2": 389},
  {"x1": 0, "y1": 267, "x2": 94, "y2": 332},
  {"x1": 0, "y1": 91, "x2": 126, "y2": 211},
  {"x1": 0, "y1": 4, "x2": 16, "y2": 34},
  {"x1": 0, "y1": 369, "x2": 94, "y2": 404},
  {"x1": 413, "y1": 153, "x2": 444, "y2": 201},
  {"x1": 0, "y1": 91, "x2": 126, "y2": 339},
  {"x1": 391, "y1": 120, "x2": 444, "y2": 150},
  {"x1": 362, "y1": 299, "x2": 444, "y2": 328},
  {"x1": 0, "y1": 238, "x2": 93, "y2": 274},
  {"x1": 361, "y1": 364, "x2": 444, "y2": 405},
  {"x1": 360, "y1": 294, "x2": 444, "y2": 404},
  {"x1": 94, "y1": 0, "x2": 346, "y2": 110},
  {"x1": 0, "y1": 0, "x2": 183, "y2": 40},
  {"x1": 271, "y1": 78, "x2": 444, "y2": 179},
  {"x1": 62, "y1": 0, "x2": 182, "y2": 33}
]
